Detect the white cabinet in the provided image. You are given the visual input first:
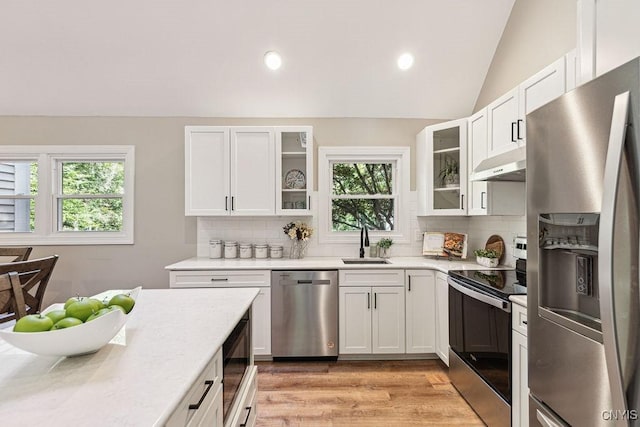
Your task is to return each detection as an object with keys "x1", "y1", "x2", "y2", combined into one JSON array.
[
  {"x1": 512, "y1": 303, "x2": 529, "y2": 427},
  {"x1": 434, "y1": 272, "x2": 449, "y2": 366},
  {"x1": 185, "y1": 126, "x2": 276, "y2": 216},
  {"x1": 275, "y1": 126, "x2": 313, "y2": 215},
  {"x1": 416, "y1": 118, "x2": 468, "y2": 216},
  {"x1": 487, "y1": 57, "x2": 566, "y2": 158},
  {"x1": 405, "y1": 270, "x2": 436, "y2": 353},
  {"x1": 339, "y1": 270, "x2": 405, "y2": 354},
  {"x1": 169, "y1": 270, "x2": 271, "y2": 357},
  {"x1": 467, "y1": 108, "x2": 525, "y2": 217},
  {"x1": 167, "y1": 349, "x2": 223, "y2": 427}
]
